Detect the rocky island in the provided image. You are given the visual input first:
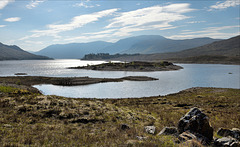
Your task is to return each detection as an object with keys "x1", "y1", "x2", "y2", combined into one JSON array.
[{"x1": 69, "y1": 61, "x2": 183, "y2": 71}]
